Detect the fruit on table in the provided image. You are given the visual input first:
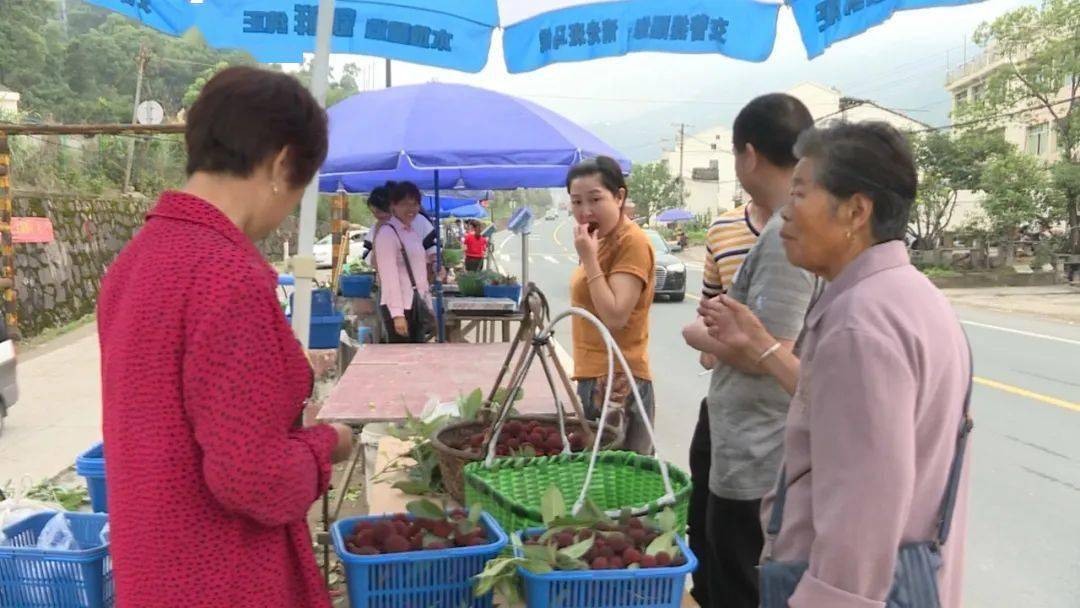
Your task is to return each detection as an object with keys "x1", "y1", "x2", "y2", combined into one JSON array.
[
  {"x1": 461, "y1": 420, "x2": 610, "y2": 457},
  {"x1": 520, "y1": 515, "x2": 687, "y2": 571},
  {"x1": 345, "y1": 503, "x2": 489, "y2": 556}
]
